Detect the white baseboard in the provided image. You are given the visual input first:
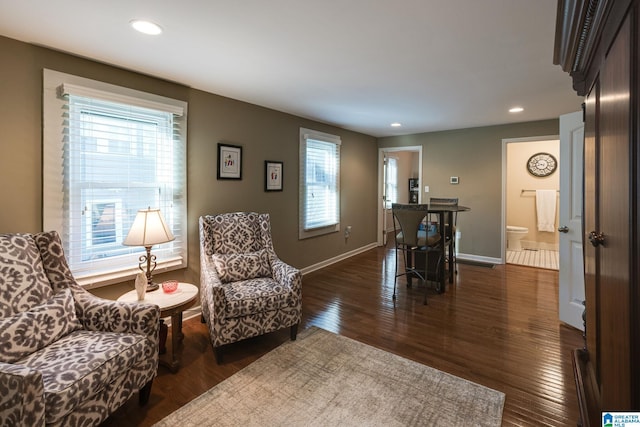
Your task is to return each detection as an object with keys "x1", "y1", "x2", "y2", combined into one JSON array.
[
  {"x1": 164, "y1": 305, "x2": 202, "y2": 327},
  {"x1": 175, "y1": 248, "x2": 501, "y2": 324},
  {"x1": 172, "y1": 243, "x2": 379, "y2": 324},
  {"x1": 456, "y1": 253, "x2": 502, "y2": 265},
  {"x1": 300, "y1": 242, "x2": 379, "y2": 275}
]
